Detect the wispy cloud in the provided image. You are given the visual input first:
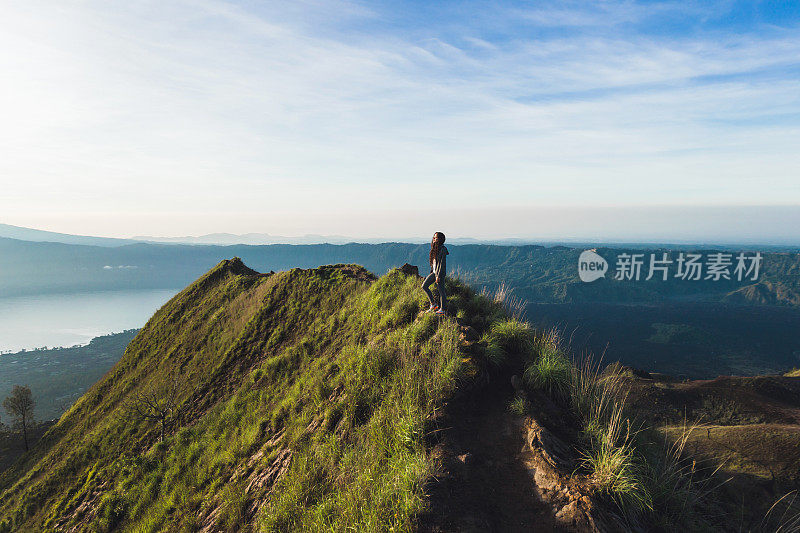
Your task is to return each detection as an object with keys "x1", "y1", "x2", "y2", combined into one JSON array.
[{"x1": 0, "y1": 0, "x2": 798, "y2": 238}]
